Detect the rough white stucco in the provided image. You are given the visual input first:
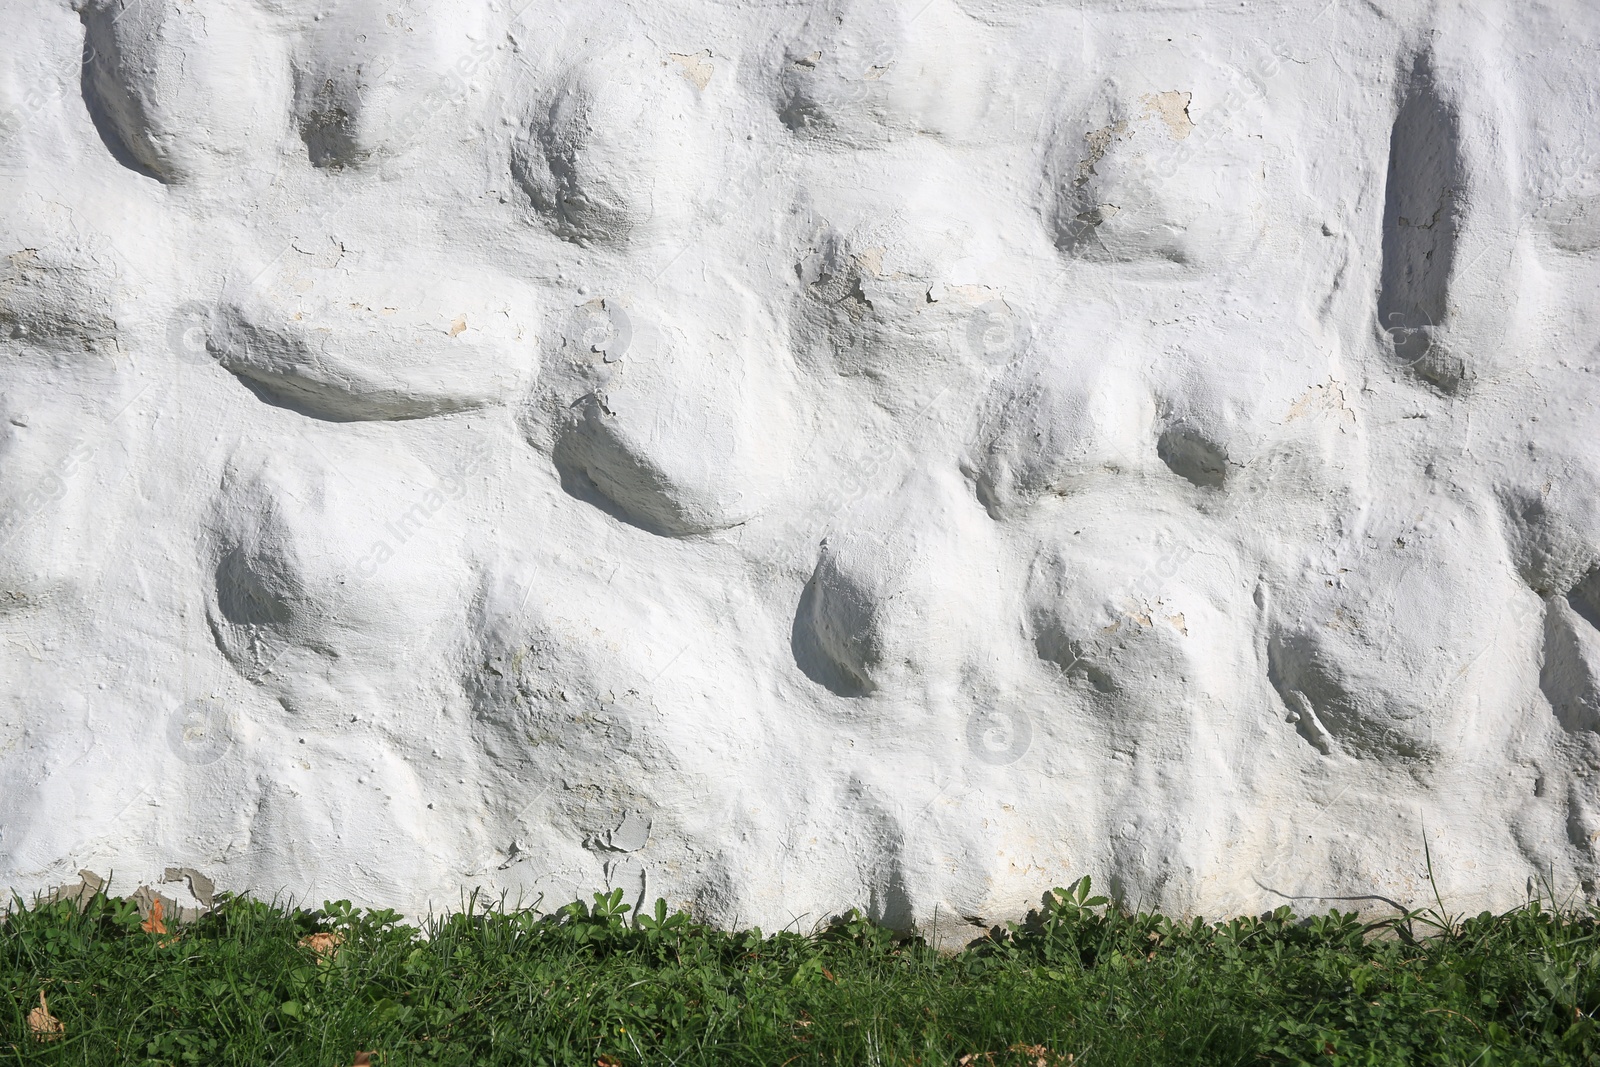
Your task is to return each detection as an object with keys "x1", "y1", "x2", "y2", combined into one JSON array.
[{"x1": 1, "y1": 0, "x2": 1599, "y2": 934}]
